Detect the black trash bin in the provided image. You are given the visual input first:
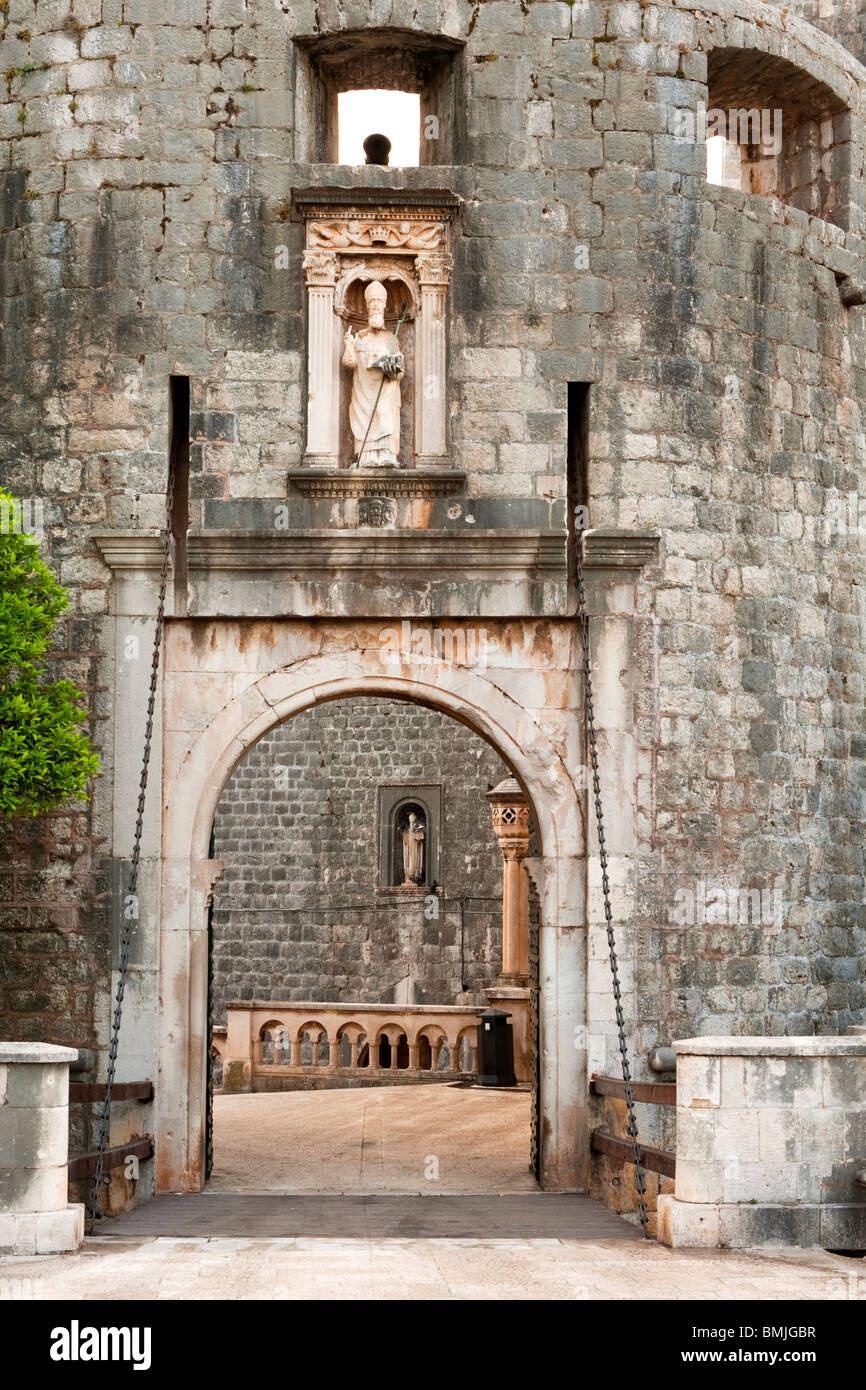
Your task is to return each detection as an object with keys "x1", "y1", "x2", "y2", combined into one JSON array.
[{"x1": 476, "y1": 1008, "x2": 517, "y2": 1087}]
